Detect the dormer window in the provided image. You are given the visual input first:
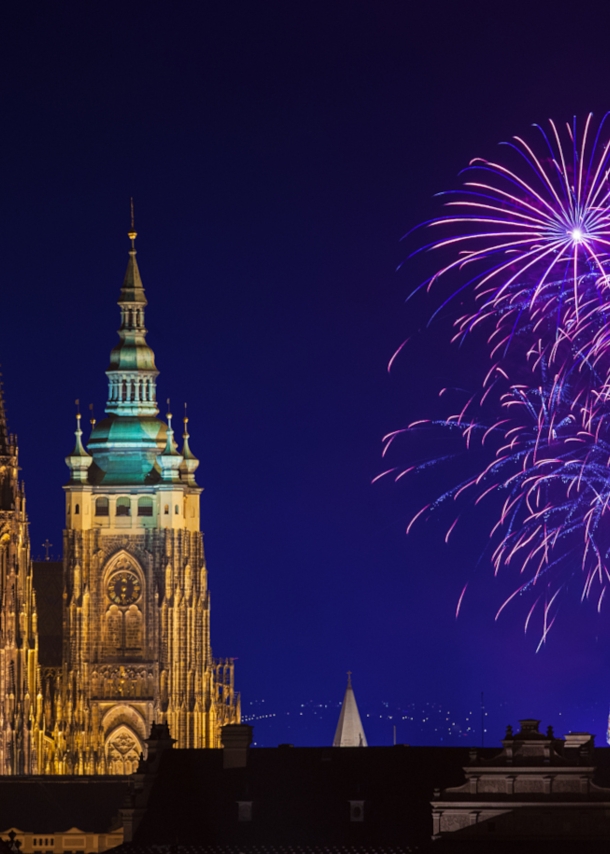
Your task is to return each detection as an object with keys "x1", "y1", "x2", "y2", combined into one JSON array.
[
  {"x1": 237, "y1": 801, "x2": 253, "y2": 822},
  {"x1": 349, "y1": 800, "x2": 365, "y2": 822},
  {"x1": 95, "y1": 497, "x2": 109, "y2": 517},
  {"x1": 116, "y1": 497, "x2": 131, "y2": 517}
]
